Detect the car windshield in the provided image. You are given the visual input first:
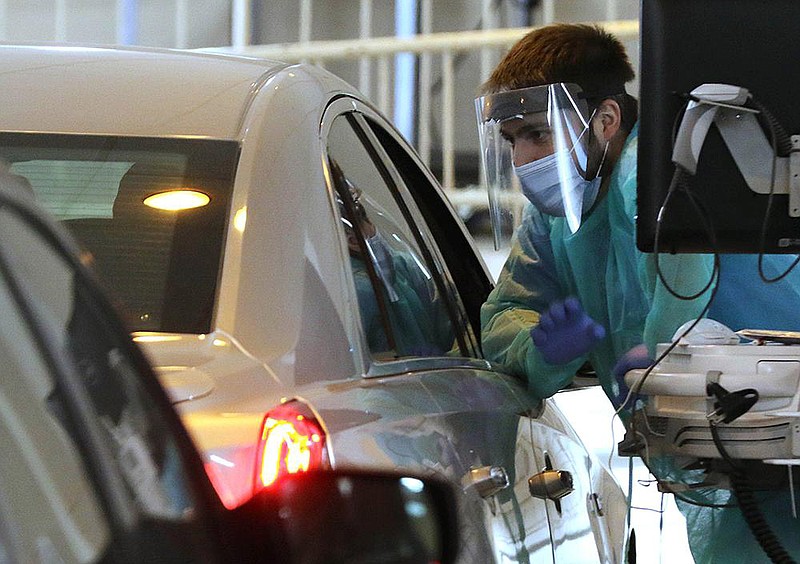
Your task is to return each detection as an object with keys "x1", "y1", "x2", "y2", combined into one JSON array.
[{"x1": 0, "y1": 133, "x2": 239, "y2": 334}]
